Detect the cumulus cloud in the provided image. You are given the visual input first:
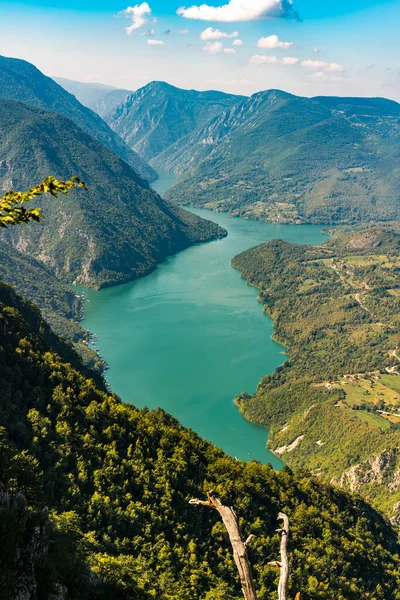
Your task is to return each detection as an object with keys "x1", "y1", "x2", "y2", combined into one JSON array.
[
  {"x1": 203, "y1": 41, "x2": 224, "y2": 54},
  {"x1": 257, "y1": 34, "x2": 292, "y2": 49},
  {"x1": 281, "y1": 56, "x2": 299, "y2": 65},
  {"x1": 224, "y1": 48, "x2": 236, "y2": 54},
  {"x1": 301, "y1": 59, "x2": 350, "y2": 72},
  {"x1": 200, "y1": 27, "x2": 239, "y2": 40},
  {"x1": 121, "y1": 3, "x2": 152, "y2": 34},
  {"x1": 232, "y1": 39, "x2": 243, "y2": 46},
  {"x1": 177, "y1": 0, "x2": 299, "y2": 22},
  {"x1": 250, "y1": 54, "x2": 298, "y2": 65},
  {"x1": 313, "y1": 47, "x2": 323, "y2": 53},
  {"x1": 148, "y1": 39, "x2": 164, "y2": 45},
  {"x1": 250, "y1": 54, "x2": 278, "y2": 64}
]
